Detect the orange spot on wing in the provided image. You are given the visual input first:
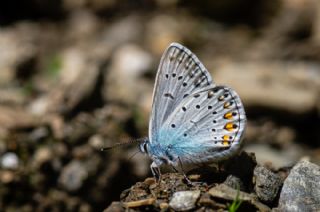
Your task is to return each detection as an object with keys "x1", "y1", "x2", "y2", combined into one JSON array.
[
  {"x1": 222, "y1": 135, "x2": 229, "y2": 140},
  {"x1": 222, "y1": 135, "x2": 231, "y2": 146},
  {"x1": 222, "y1": 140, "x2": 229, "y2": 146},
  {"x1": 224, "y1": 123, "x2": 234, "y2": 131},
  {"x1": 224, "y1": 112, "x2": 233, "y2": 119}
]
